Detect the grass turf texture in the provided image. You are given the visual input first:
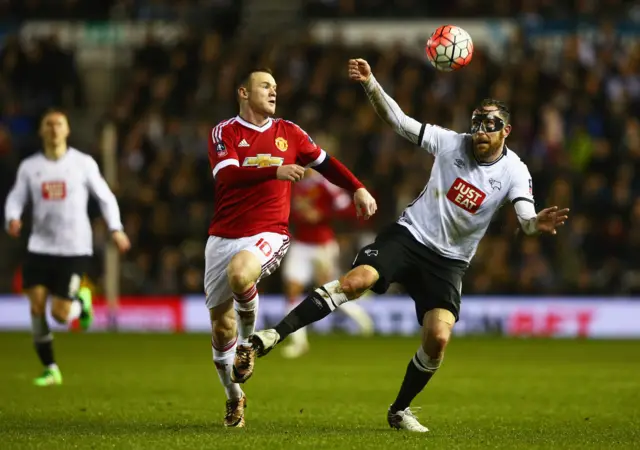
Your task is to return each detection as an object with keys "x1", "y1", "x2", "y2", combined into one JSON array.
[{"x1": 0, "y1": 333, "x2": 638, "y2": 449}]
